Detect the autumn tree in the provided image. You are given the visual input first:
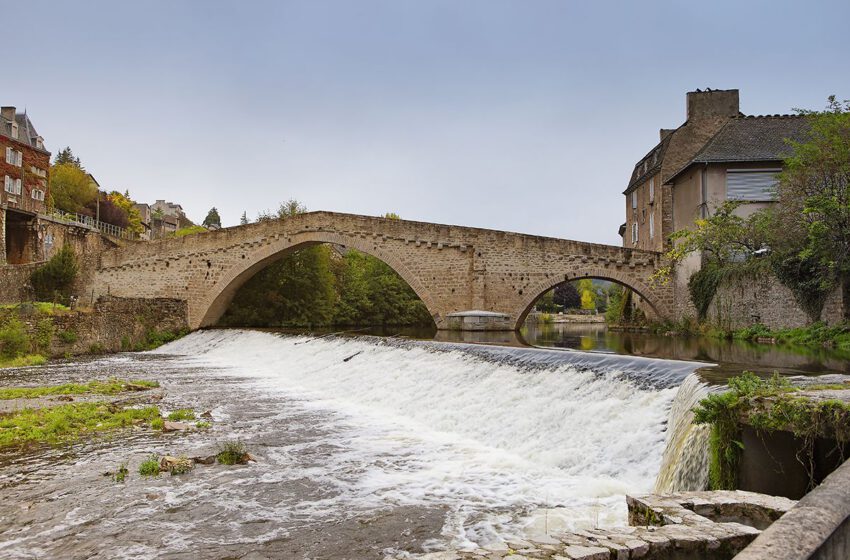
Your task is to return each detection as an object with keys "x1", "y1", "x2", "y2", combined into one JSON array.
[{"x1": 49, "y1": 163, "x2": 97, "y2": 213}]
